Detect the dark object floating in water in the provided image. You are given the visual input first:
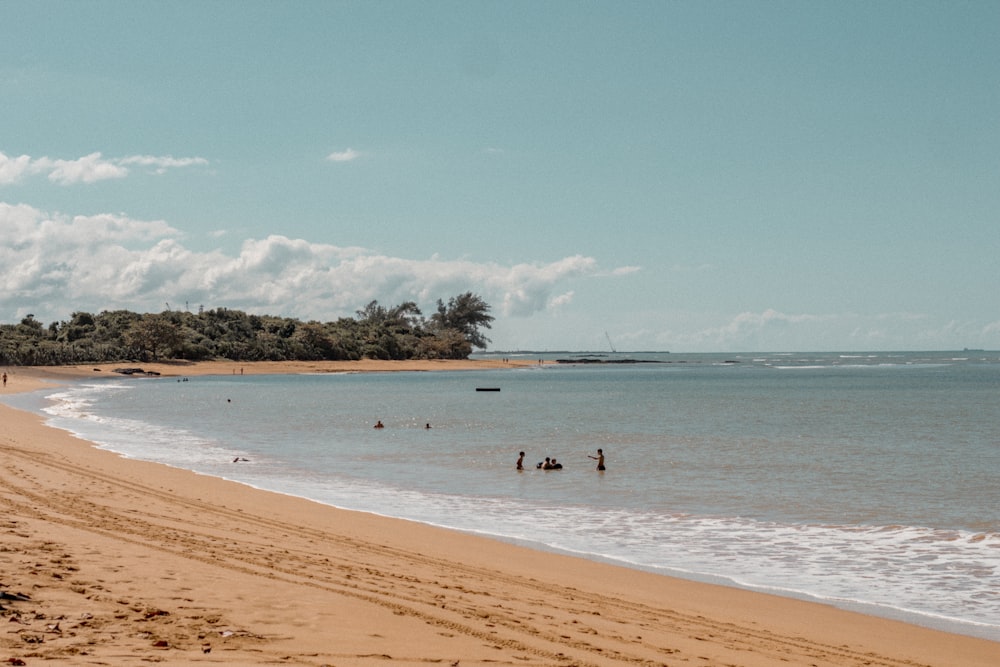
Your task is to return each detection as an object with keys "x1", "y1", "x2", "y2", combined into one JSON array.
[{"x1": 476, "y1": 387, "x2": 501, "y2": 391}]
